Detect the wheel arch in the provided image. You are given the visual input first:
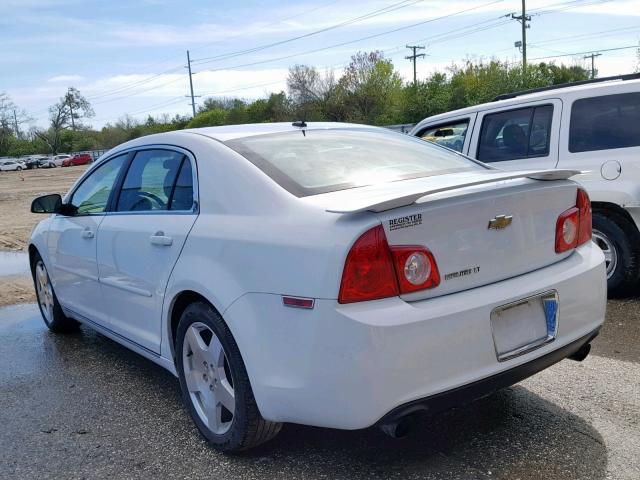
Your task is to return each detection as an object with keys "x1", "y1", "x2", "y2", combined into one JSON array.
[
  {"x1": 591, "y1": 201, "x2": 640, "y2": 234},
  {"x1": 166, "y1": 289, "x2": 226, "y2": 363}
]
